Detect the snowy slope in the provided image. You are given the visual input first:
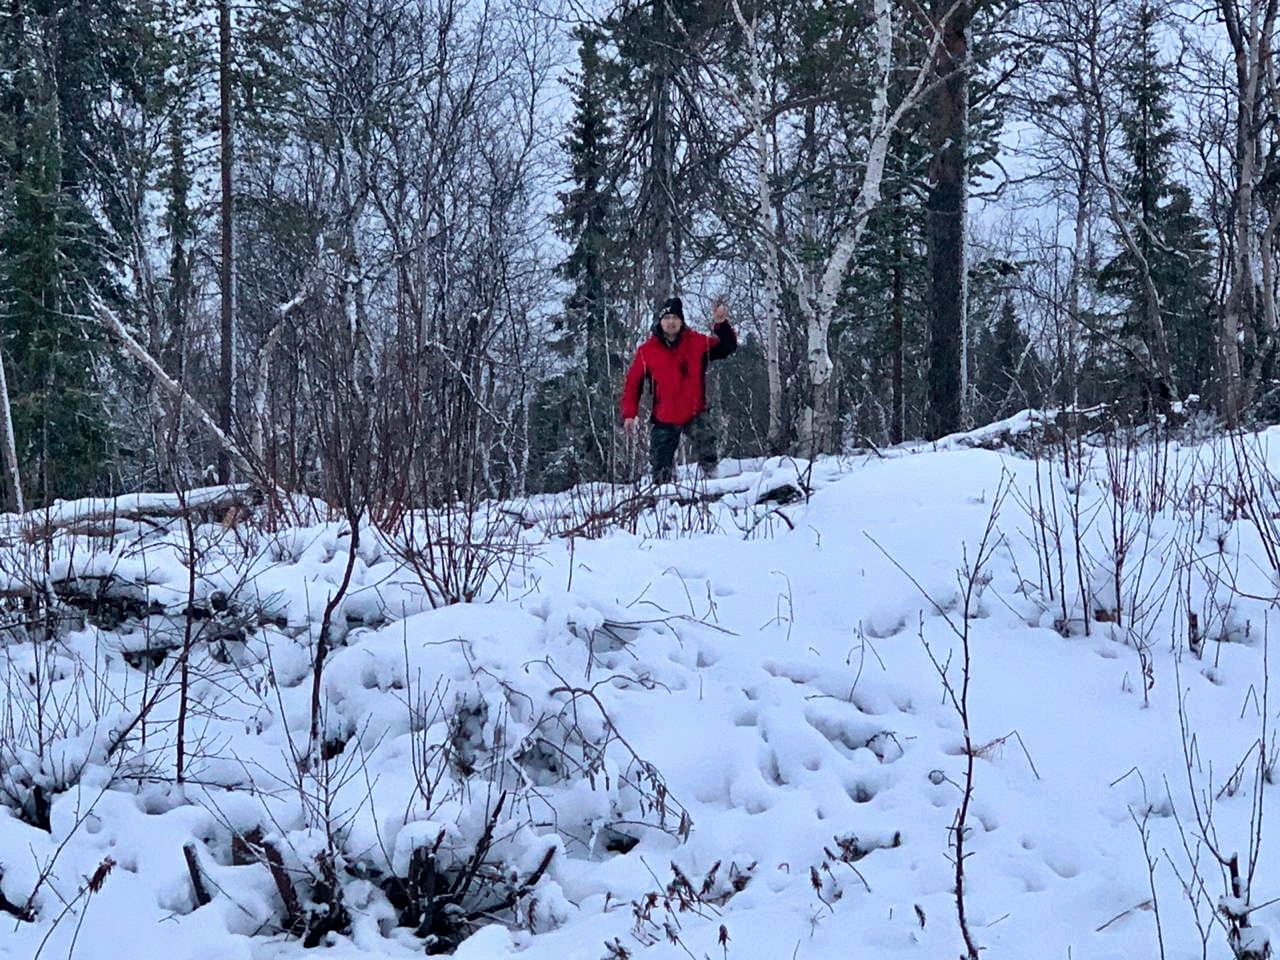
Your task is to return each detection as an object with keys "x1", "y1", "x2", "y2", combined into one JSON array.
[{"x1": 1, "y1": 427, "x2": 1277, "y2": 960}]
